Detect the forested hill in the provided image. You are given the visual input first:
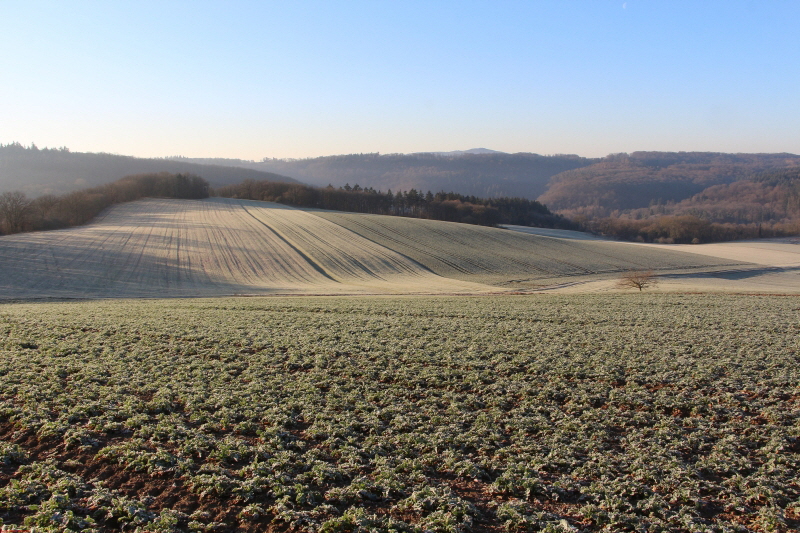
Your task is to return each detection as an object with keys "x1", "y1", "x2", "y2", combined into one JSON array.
[
  {"x1": 540, "y1": 151, "x2": 800, "y2": 216},
  {"x1": 170, "y1": 152, "x2": 596, "y2": 200},
  {"x1": 542, "y1": 152, "x2": 800, "y2": 243},
  {"x1": 608, "y1": 166, "x2": 800, "y2": 227},
  {"x1": 0, "y1": 143, "x2": 297, "y2": 196}
]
